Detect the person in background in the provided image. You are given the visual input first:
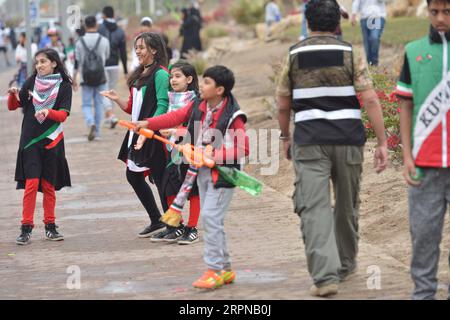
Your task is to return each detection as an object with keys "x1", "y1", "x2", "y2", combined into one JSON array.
[
  {"x1": 9, "y1": 26, "x2": 17, "y2": 51},
  {"x1": 65, "y1": 37, "x2": 76, "y2": 78},
  {"x1": 180, "y1": 7, "x2": 203, "y2": 58},
  {"x1": 98, "y1": 6, "x2": 128, "y2": 130},
  {"x1": 0, "y1": 25, "x2": 11, "y2": 67},
  {"x1": 12, "y1": 32, "x2": 38, "y2": 87},
  {"x1": 46, "y1": 29, "x2": 66, "y2": 63},
  {"x1": 131, "y1": 17, "x2": 154, "y2": 71},
  {"x1": 299, "y1": 0, "x2": 309, "y2": 41},
  {"x1": 39, "y1": 28, "x2": 52, "y2": 50},
  {"x1": 73, "y1": 15, "x2": 110, "y2": 141},
  {"x1": 265, "y1": 0, "x2": 282, "y2": 40},
  {"x1": 351, "y1": 0, "x2": 387, "y2": 66},
  {"x1": 335, "y1": 2, "x2": 350, "y2": 41}
]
